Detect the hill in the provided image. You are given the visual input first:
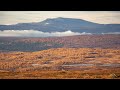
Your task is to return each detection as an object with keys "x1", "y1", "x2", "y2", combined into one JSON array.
[
  {"x1": 0, "y1": 48, "x2": 120, "y2": 72},
  {"x1": 0, "y1": 47, "x2": 120, "y2": 79},
  {"x1": 0, "y1": 34, "x2": 120, "y2": 52},
  {"x1": 0, "y1": 17, "x2": 120, "y2": 34}
]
